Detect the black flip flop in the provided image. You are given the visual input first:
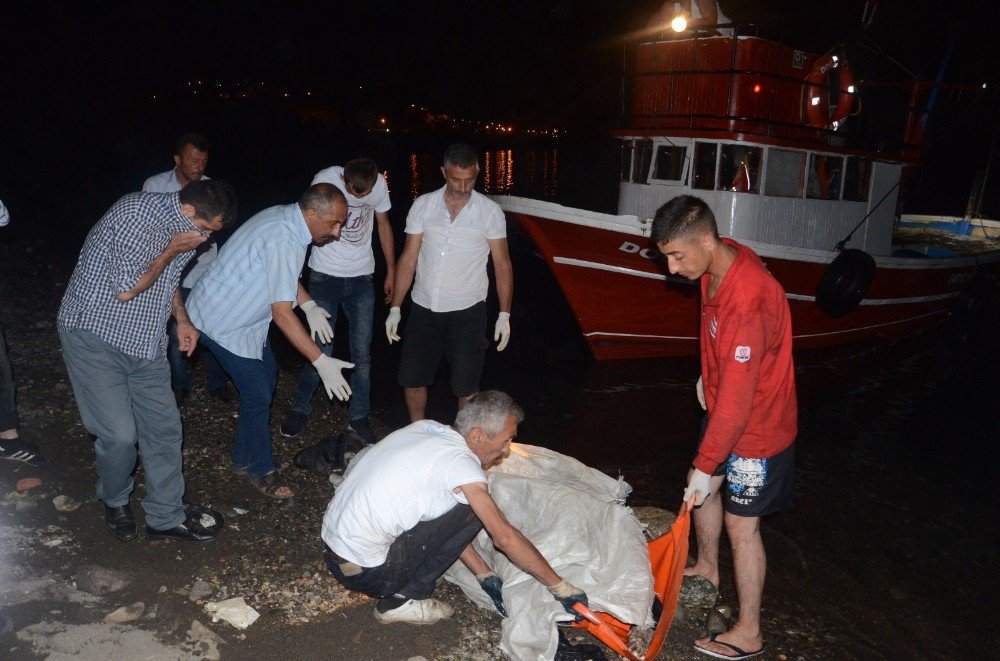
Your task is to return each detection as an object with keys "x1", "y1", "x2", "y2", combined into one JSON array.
[{"x1": 693, "y1": 633, "x2": 764, "y2": 660}]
